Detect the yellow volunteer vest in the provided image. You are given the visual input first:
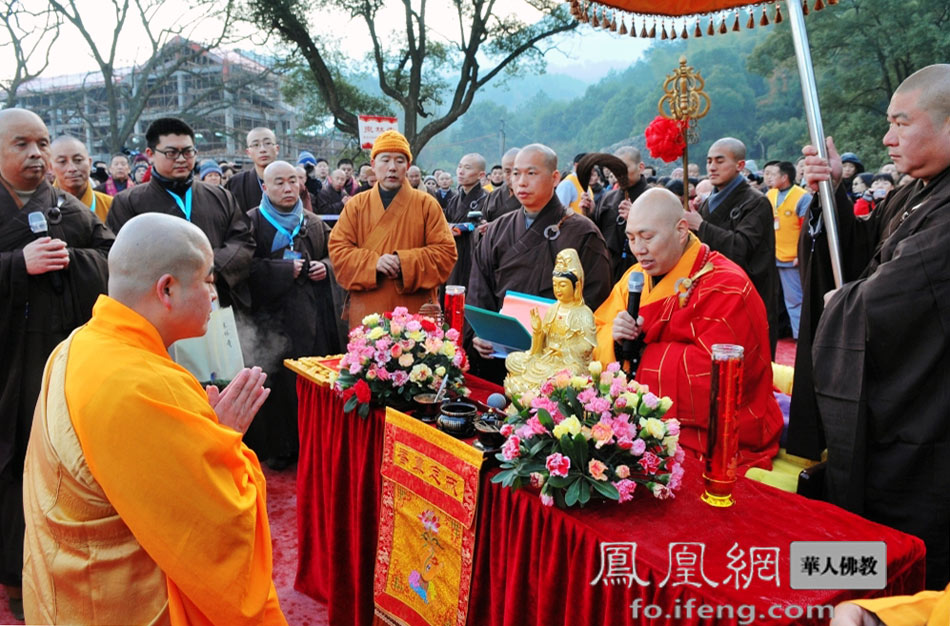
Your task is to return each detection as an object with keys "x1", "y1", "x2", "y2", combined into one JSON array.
[
  {"x1": 767, "y1": 185, "x2": 807, "y2": 262},
  {"x1": 564, "y1": 173, "x2": 593, "y2": 215}
]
